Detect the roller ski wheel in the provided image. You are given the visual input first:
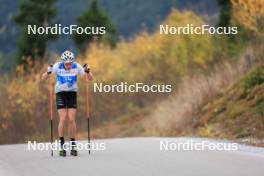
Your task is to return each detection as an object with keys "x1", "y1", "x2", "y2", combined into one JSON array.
[
  {"x1": 59, "y1": 150, "x2": 66, "y2": 157},
  {"x1": 70, "y1": 150, "x2": 78, "y2": 156}
]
